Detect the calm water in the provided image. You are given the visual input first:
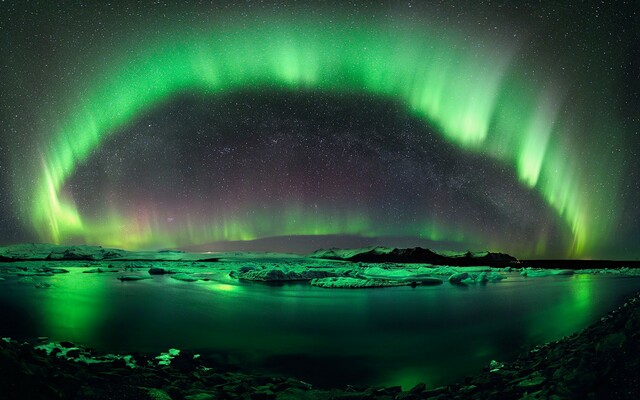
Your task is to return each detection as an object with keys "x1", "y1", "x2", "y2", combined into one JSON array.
[{"x1": 1, "y1": 266, "x2": 640, "y2": 389}]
